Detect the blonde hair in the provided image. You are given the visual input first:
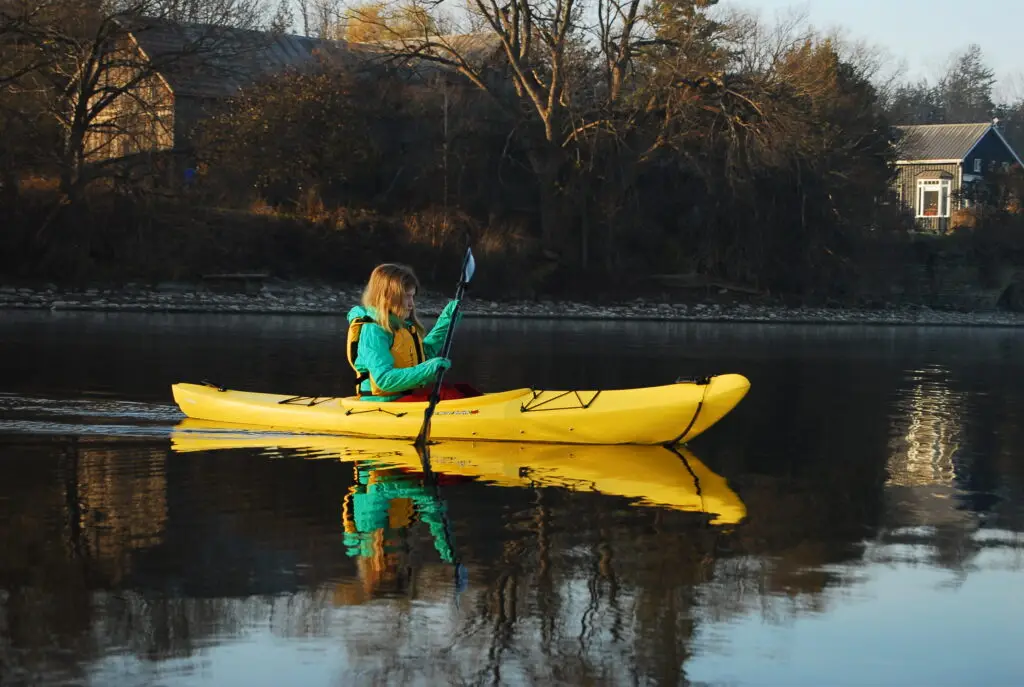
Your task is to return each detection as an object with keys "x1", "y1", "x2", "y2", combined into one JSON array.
[{"x1": 361, "y1": 263, "x2": 424, "y2": 334}]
